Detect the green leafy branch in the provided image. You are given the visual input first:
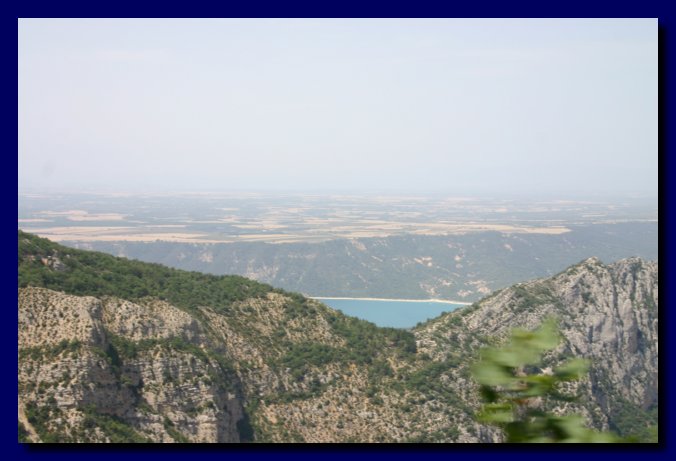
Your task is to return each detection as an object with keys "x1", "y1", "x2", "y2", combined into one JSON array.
[{"x1": 472, "y1": 318, "x2": 617, "y2": 443}]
